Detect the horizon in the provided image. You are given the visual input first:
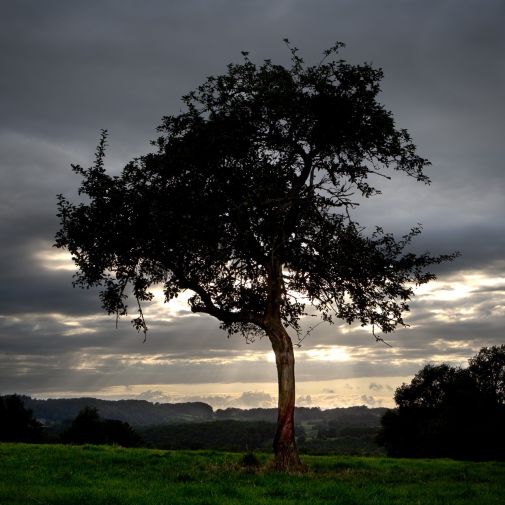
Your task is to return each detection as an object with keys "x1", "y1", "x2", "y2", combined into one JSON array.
[{"x1": 10, "y1": 392, "x2": 389, "y2": 412}]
